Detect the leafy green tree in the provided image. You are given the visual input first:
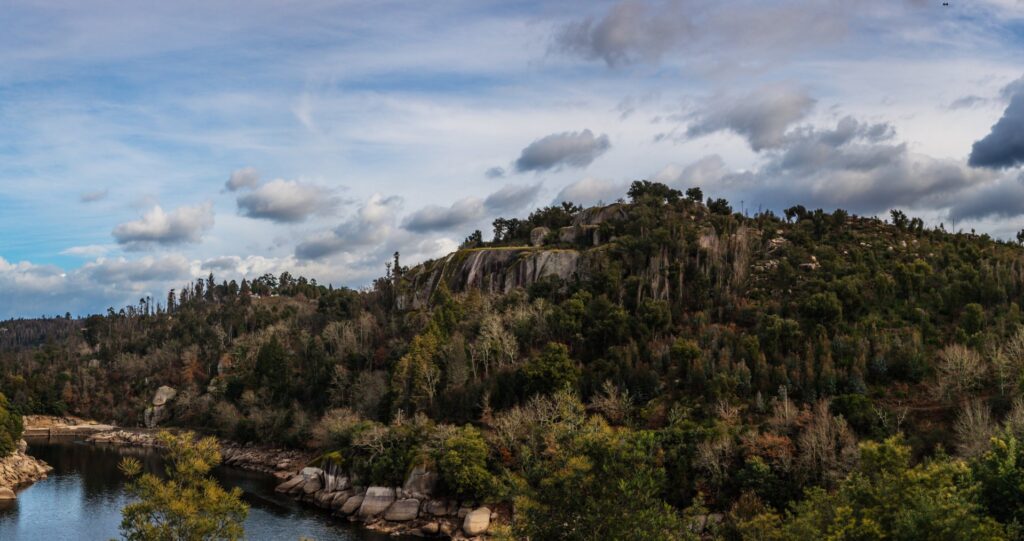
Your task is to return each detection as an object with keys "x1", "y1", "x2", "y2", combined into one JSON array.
[
  {"x1": 434, "y1": 425, "x2": 495, "y2": 501},
  {"x1": 117, "y1": 431, "x2": 248, "y2": 541},
  {"x1": 972, "y1": 431, "x2": 1024, "y2": 527},
  {"x1": 0, "y1": 392, "x2": 23, "y2": 456},
  {"x1": 782, "y1": 436, "x2": 1005, "y2": 540},
  {"x1": 520, "y1": 342, "x2": 579, "y2": 397},
  {"x1": 516, "y1": 418, "x2": 691, "y2": 541}
]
